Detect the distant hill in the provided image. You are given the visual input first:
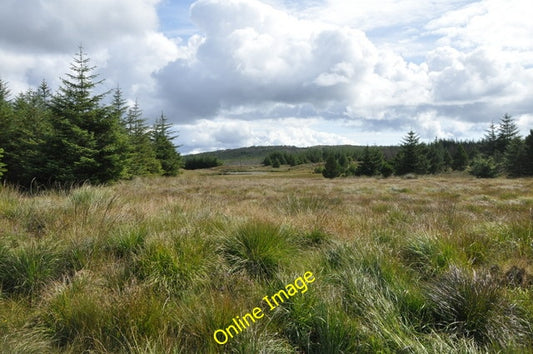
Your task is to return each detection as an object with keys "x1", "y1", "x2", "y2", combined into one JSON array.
[{"x1": 184, "y1": 145, "x2": 400, "y2": 166}]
